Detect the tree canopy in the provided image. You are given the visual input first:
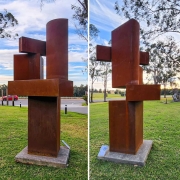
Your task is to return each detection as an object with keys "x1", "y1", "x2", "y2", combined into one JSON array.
[
  {"x1": 143, "y1": 36, "x2": 180, "y2": 85},
  {"x1": 71, "y1": 0, "x2": 88, "y2": 41},
  {"x1": 0, "y1": 10, "x2": 18, "y2": 39},
  {"x1": 115, "y1": 0, "x2": 180, "y2": 40}
]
